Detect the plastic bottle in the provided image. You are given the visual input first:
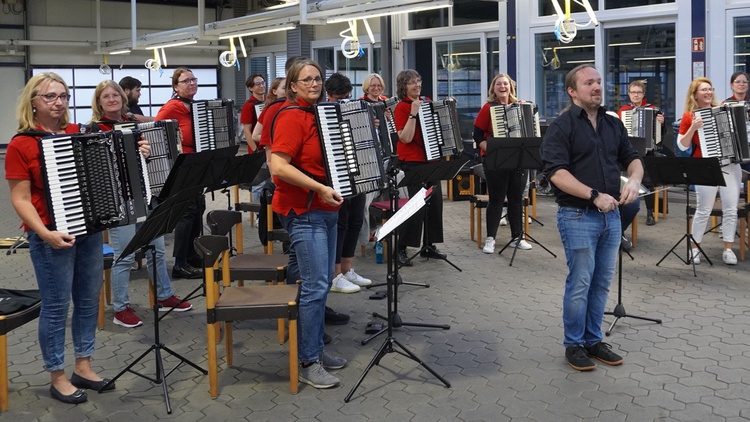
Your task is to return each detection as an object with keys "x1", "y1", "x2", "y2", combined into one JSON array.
[{"x1": 375, "y1": 241, "x2": 384, "y2": 264}]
